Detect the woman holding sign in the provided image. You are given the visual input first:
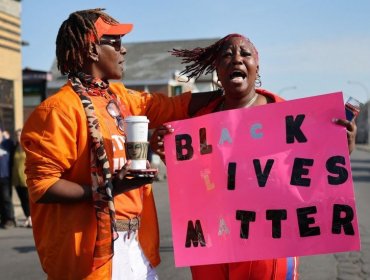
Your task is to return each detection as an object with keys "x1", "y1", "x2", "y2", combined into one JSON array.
[{"x1": 151, "y1": 33, "x2": 357, "y2": 279}]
